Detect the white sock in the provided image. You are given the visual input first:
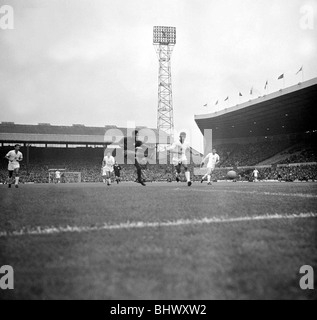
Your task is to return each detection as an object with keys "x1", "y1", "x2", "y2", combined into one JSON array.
[
  {"x1": 15, "y1": 177, "x2": 19, "y2": 185},
  {"x1": 202, "y1": 174, "x2": 207, "y2": 180},
  {"x1": 103, "y1": 179, "x2": 106, "y2": 183},
  {"x1": 108, "y1": 179, "x2": 111, "y2": 184},
  {"x1": 185, "y1": 171, "x2": 190, "y2": 182},
  {"x1": 207, "y1": 175, "x2": 211, "y2": 183}
]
